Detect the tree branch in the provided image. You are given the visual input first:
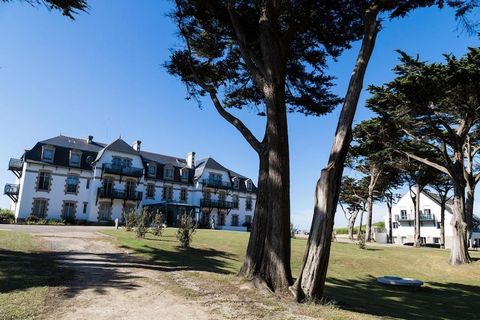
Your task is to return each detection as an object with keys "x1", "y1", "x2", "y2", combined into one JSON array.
[
  {"x1": 177, "y1": 15, "x2": 263, "y2": 155},
  {"x1": 402, "y1": 151, "x2": 450, "y2": 175},
  {"x1": 227, "y1": 0, "x2": 267, "y2": 87}
]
